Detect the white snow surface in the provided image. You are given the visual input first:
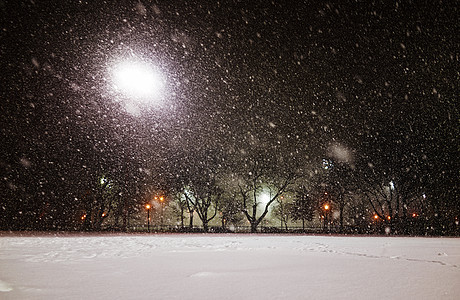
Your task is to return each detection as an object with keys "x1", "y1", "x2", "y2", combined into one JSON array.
[{"x1": 1, "y1": 233, "x2": 459, "y2": 299}]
